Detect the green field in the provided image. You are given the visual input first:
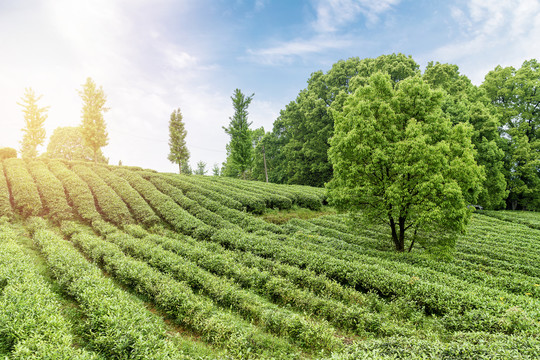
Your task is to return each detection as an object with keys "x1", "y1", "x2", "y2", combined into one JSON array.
[{"x1": 0, "y1": 159, "x2": 539, "y2": 359}]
